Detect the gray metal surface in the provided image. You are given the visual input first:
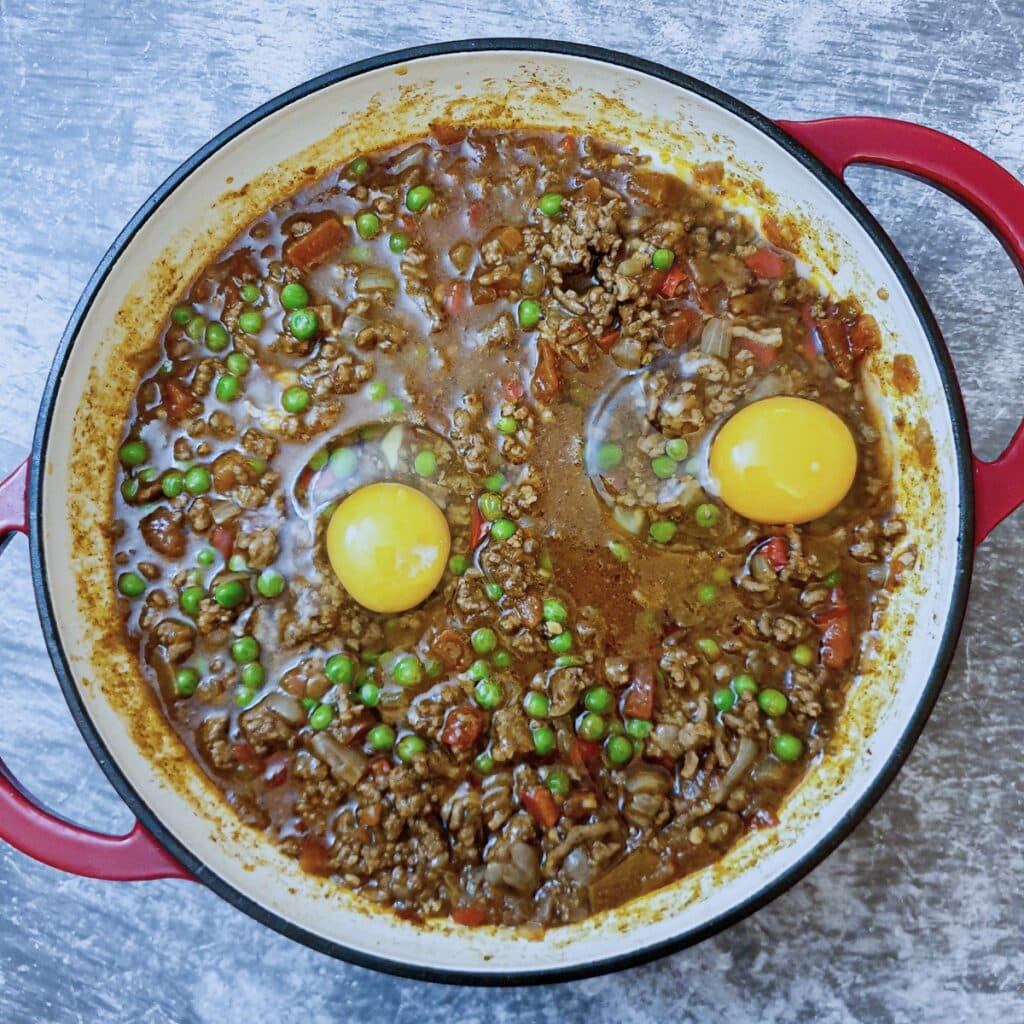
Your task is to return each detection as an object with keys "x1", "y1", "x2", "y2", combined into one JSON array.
[{"x1": 0, "y1": 2, "x2": 1021, "y2": 1021}]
